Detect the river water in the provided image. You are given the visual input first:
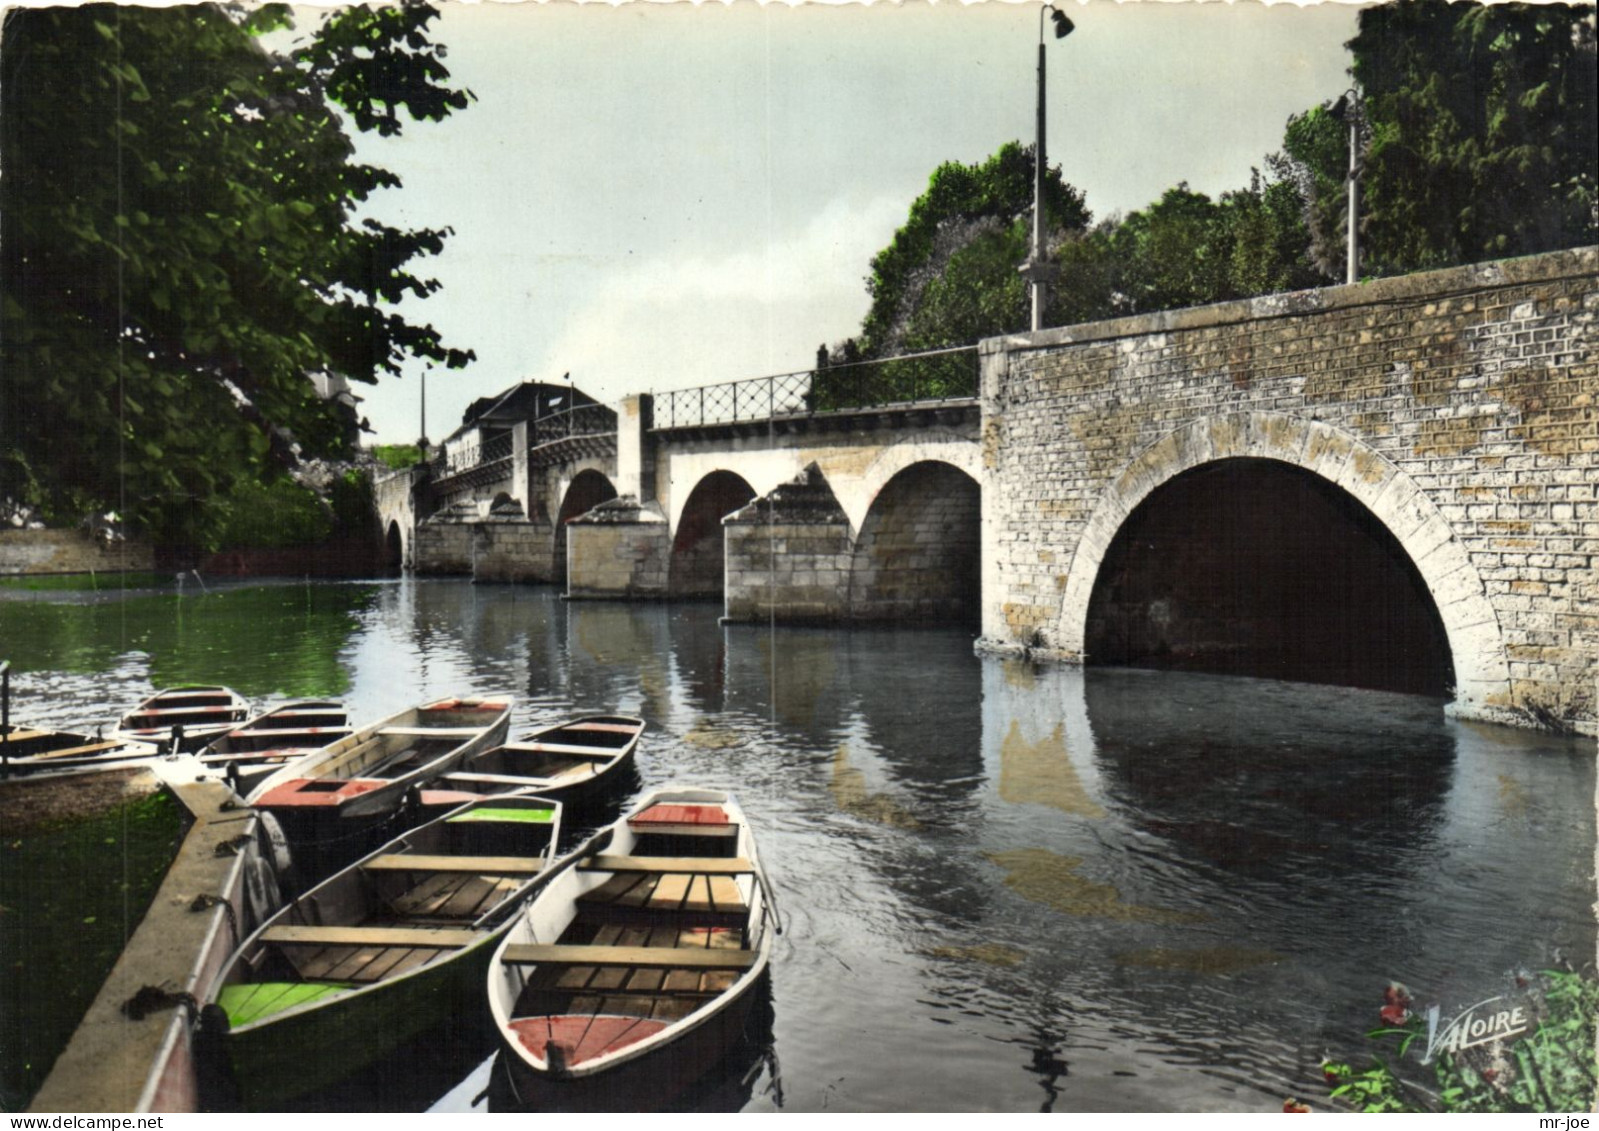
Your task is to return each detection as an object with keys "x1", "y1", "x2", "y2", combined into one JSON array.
[{"x1": 1, "y1": 578, "x2": 1593, "y2": 1112}]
